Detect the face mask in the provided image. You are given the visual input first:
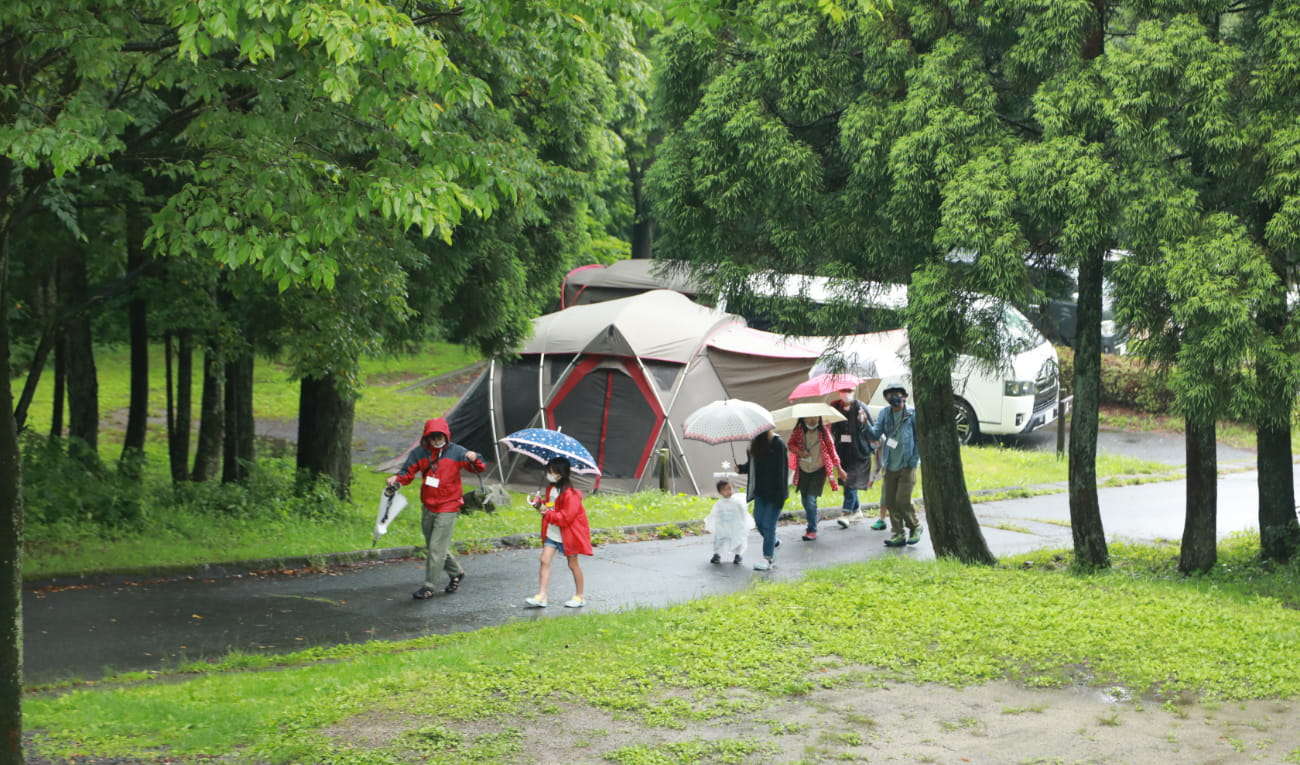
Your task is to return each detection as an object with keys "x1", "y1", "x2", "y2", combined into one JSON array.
[
  {"x1": 801, "y1": 419, "x2": 816, "y2": 430},
  {"x1": 887, "y1": 394, "x2": 904, "y2": 407},
  {"x1": 546, "y1": 472, "x2": 560, "y2": 483},
  {"x1": 430, "y1": 437, "x2": 446, "y2": 449},
  {"x1": 839, "y1": 391, "x2": 854, "y2": 403}
]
